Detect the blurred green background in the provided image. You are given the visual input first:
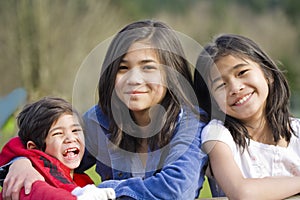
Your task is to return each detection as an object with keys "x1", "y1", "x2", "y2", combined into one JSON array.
[{"x1": 1, "y1": 0, "x2": 300, "y2": 198}]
